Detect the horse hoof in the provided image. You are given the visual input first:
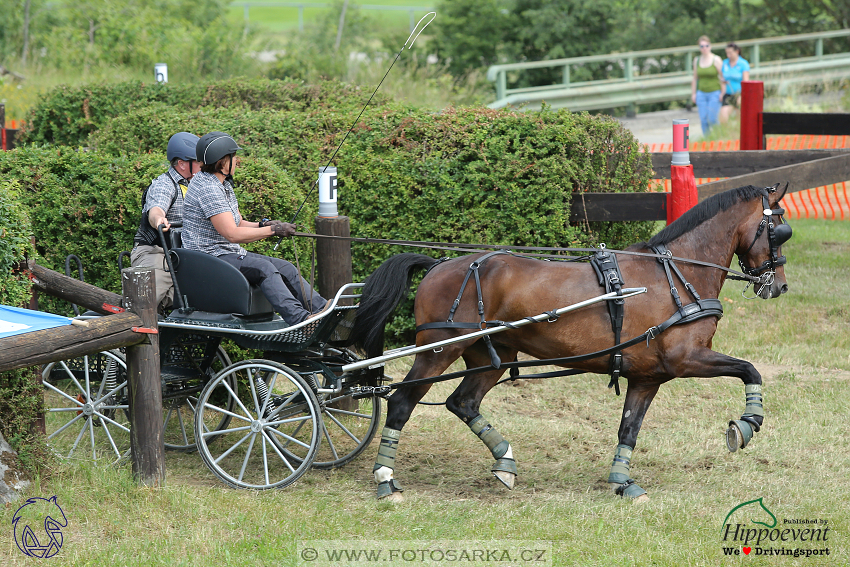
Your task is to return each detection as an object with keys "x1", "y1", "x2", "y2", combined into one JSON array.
[
  {"x1": 633, "y1": 493, "x2": 650, "y2": 504},
  {"x1": 726, "y1": 420, "x2": 754, "y2": 452},
  {"x1": 383, "y1": 491, "x2": 404, "y2": 503},
  {"x1": 492, "y1": 470, "x2": 516, "y2": 490}
]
